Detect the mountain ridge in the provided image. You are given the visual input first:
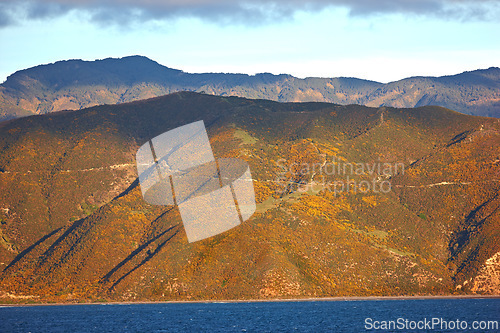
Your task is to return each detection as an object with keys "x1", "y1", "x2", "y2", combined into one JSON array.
[{"x1": 1, "y1": 56, "x2": 498, "y2": 122}]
